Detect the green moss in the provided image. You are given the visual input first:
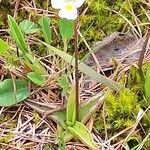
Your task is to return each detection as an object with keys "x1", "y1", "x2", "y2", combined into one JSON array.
[
  {"x1": 126, "y1": 66, "x2": 144, "y2": 101},
  {"x1": 94, "y1": 89, "x2": 140, "y2": 137},
  {"x1": 80, "y1": 0, "x2": 149, "y2": 45},
  {"x1": 94, "y1": 64, "x2": 150, "y2": 148},
  {"x1": 144, "y1": 137, "x2": 150, "y2": 150},
  {"x1": 0, "y1": 114, "x2": 11, "y2": 124},
  {"x1": 141, "y1": 111, "x2": 150, "y2": 133},
  {"x1": 33, "y1": 111, "x2": 40, "y2": 125},
  {"x1": 126, "y1": 62, "x2": 150, "y2": 104},
  {"x1": 0, "y1": 0, "x2": 13, "y2": 28},
  {"x1": 0, "y1": 132, "x2": 14, "y2": 143},
  {"x1": 43, "y1": 144, "x2": 58, "y2": 150},
  {"x1": 35, "y1": 0, "x2": 47, "y2": 9},
  {"x1": 0, "y1": 113, "x2": 17, "y2": 129}
]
